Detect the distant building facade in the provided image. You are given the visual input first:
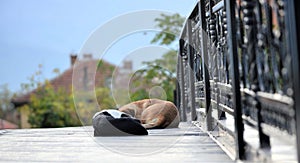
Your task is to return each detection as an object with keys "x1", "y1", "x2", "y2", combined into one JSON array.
[{"x1": 11, "y1": 54, "x2": 115, "y2": 128}]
